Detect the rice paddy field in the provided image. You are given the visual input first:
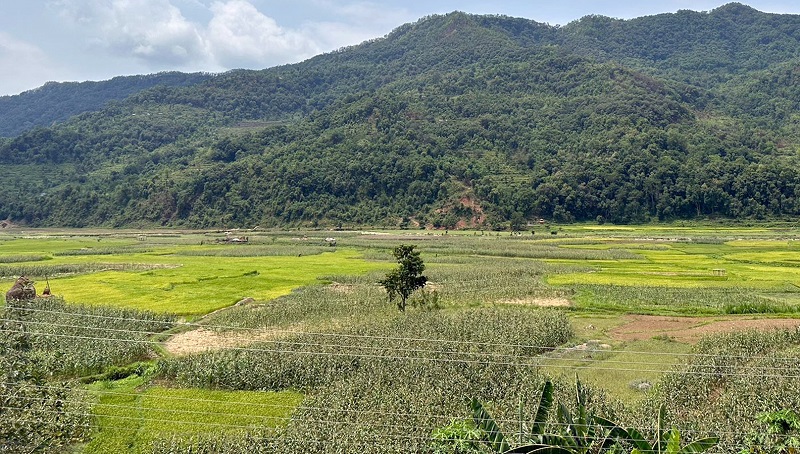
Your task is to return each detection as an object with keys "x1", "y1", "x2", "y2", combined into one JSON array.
[{"x1": 3, "y1": 223, "x2": 800, "y2": 453}]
